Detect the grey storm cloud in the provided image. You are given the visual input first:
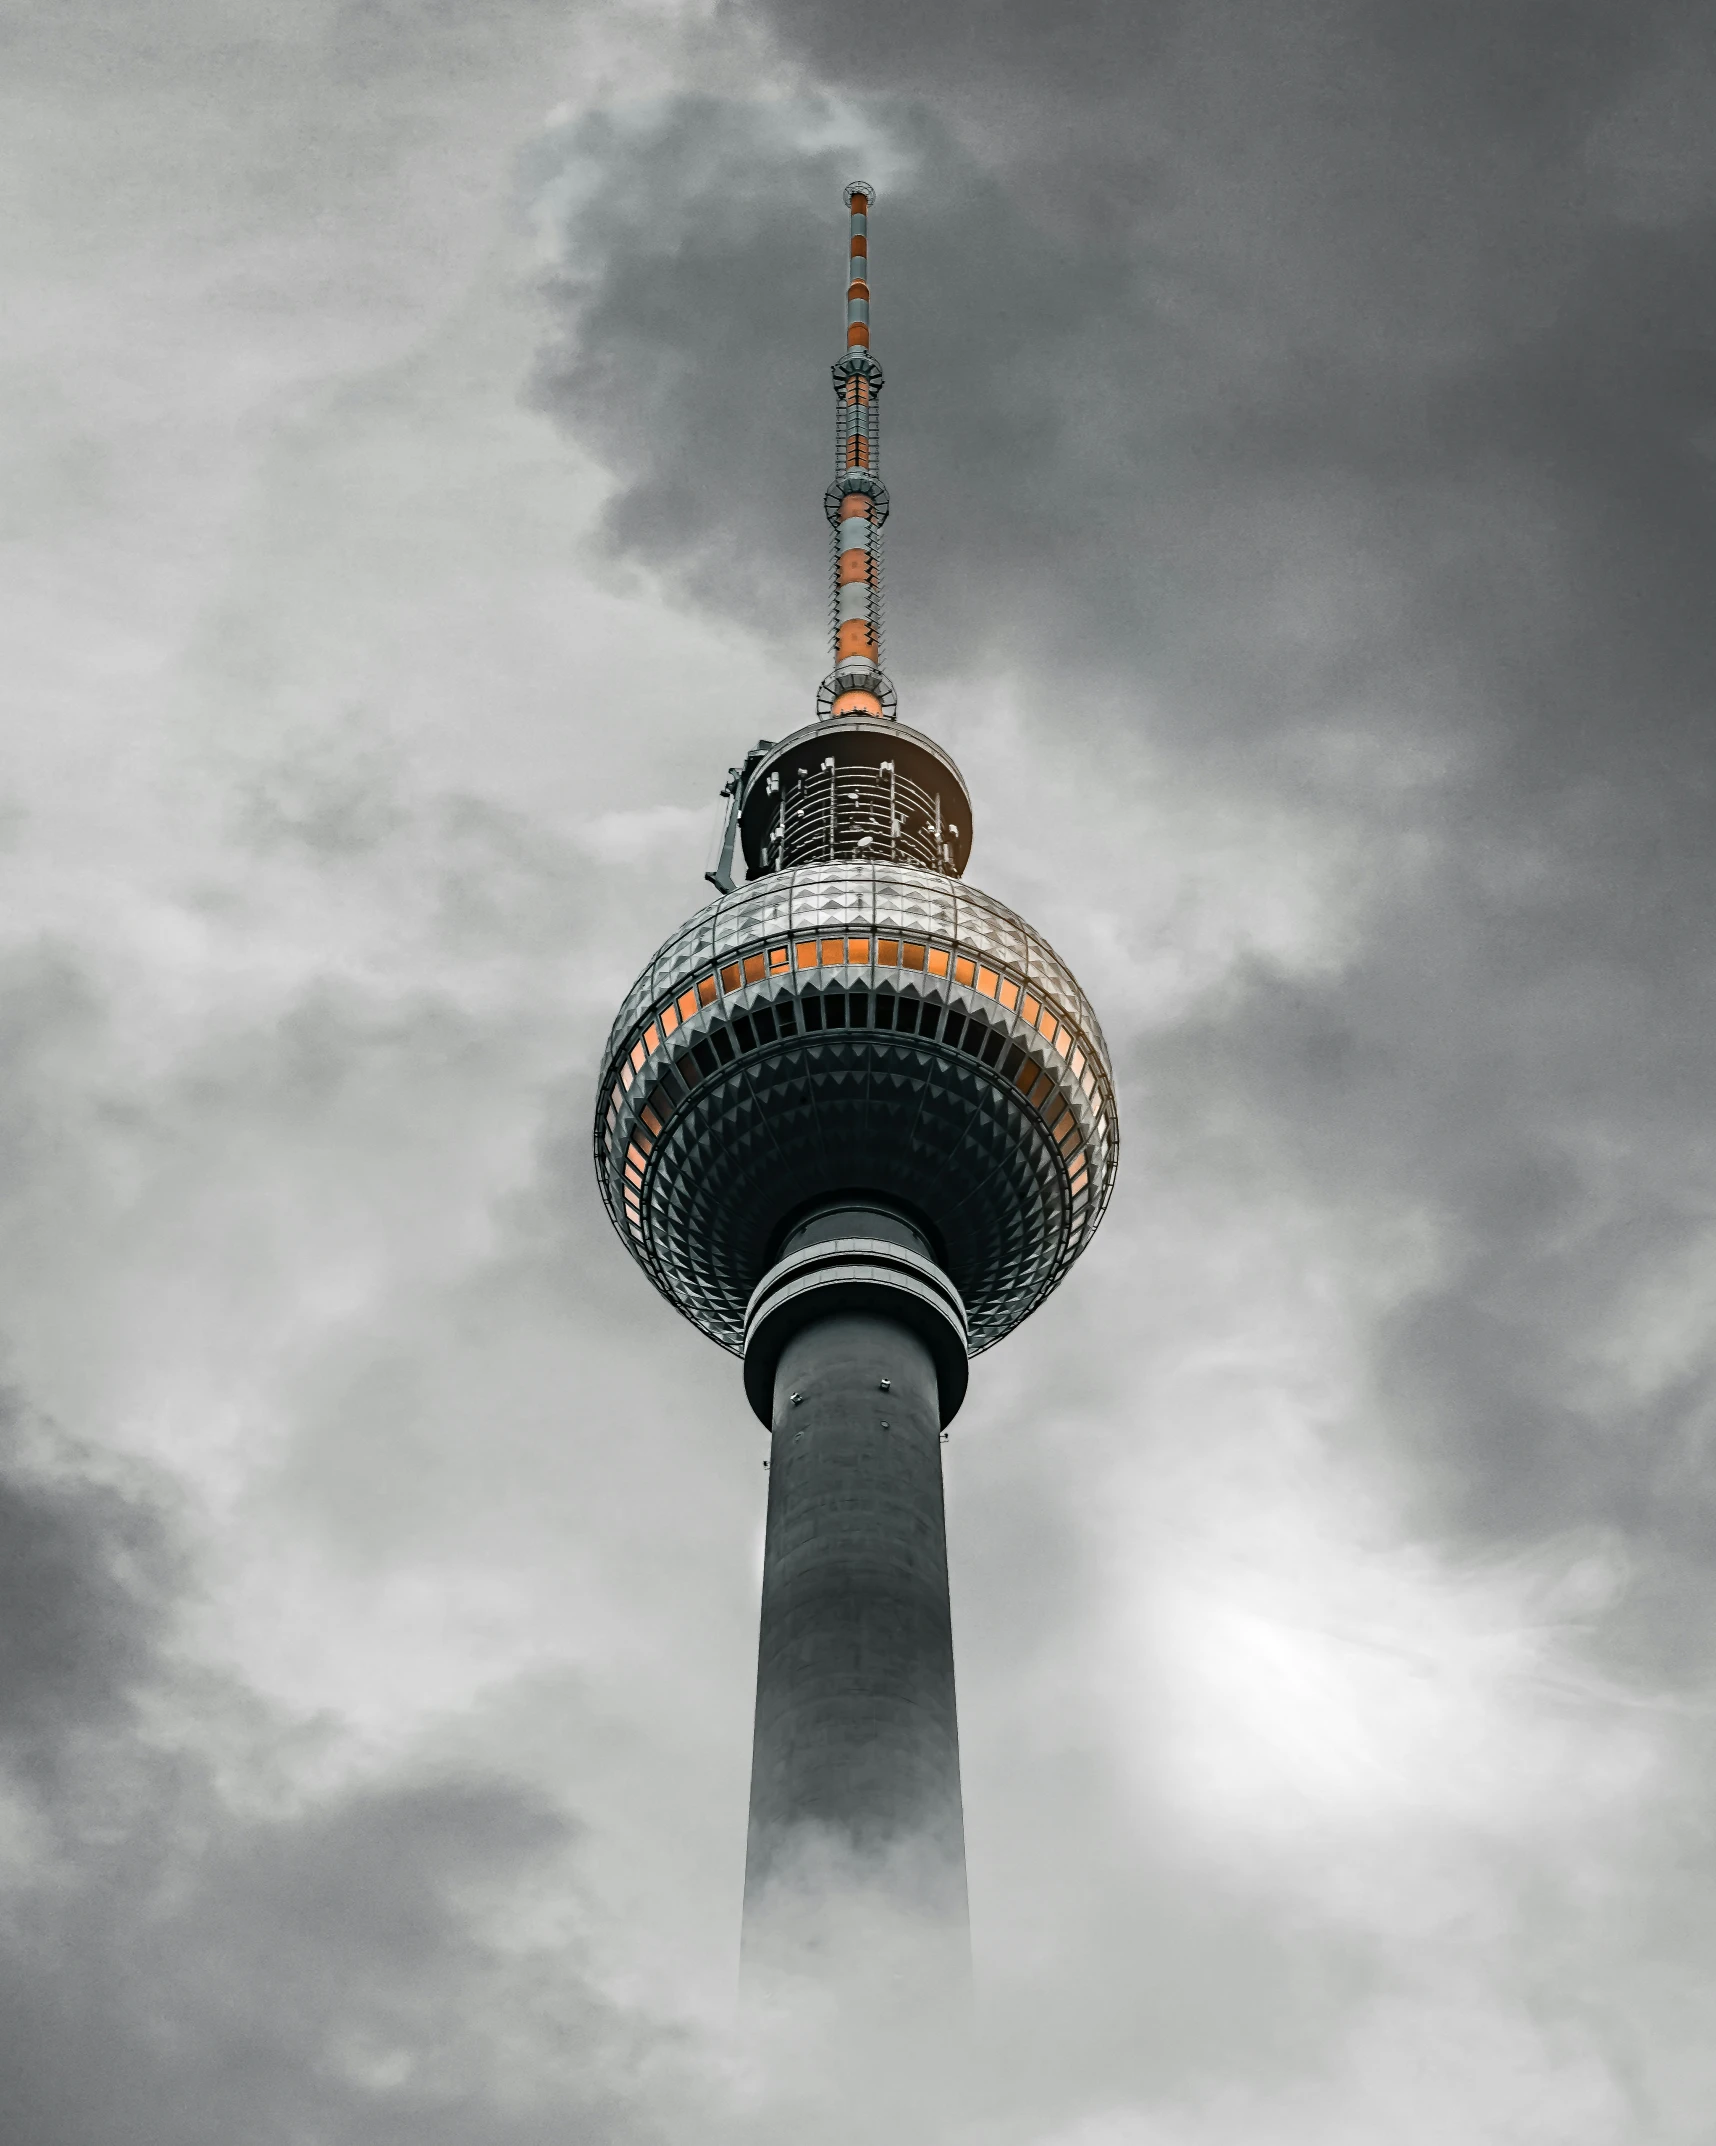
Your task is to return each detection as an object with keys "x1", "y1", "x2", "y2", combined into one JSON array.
[
  {"x1": 536, "y1": 6, "x2": 1716, "y2": 1652},
  {"x1": 0, "y1": 1397, "x2": 175, "y2": 1786},
  {"x1": 0, "y1": 950, "x2": 676, "y2": 2145},
  {"x1": 540, "y1": 10, "x2": 1716, "y2": 827},
  {"x1": 9, "y1": 0, "x2": 1716, "y2": 2135},
  {"x1": 0, "y1": 1387, "x2": 671, "y2": 2146}
]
